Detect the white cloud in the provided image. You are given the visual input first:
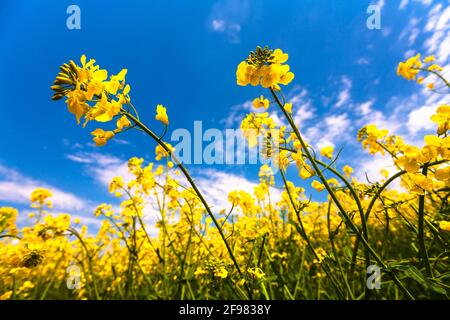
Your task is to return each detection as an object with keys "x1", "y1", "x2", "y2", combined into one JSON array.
[
  {"x1": 382, "y1": 27, "x2": 392, "y2": 38},
  {"x1": 210, "y1": 20, "x2": 241, "y2": 42},
  {"x1": 288, "y1": 87, "x2": 315, "y2": 126},
  {"x1": 355, "y1": 154, "x2": 399, "y2": 186},
  {"x1": 404, "y1": 49, "x2": 417, "y2": 58},
  {"x1": 407, "y1": 105, "x2": 436, "y2": 133},
  {"x1": 355, "y1": 57, "x2": 370, "y2": 65},
  {"x1": 335, "y1": 76, "x2": 352, "y2": 108},
  {"x1": 70, "y1": 215, "x2": 103, "y2": 228},
  {"x1": 0, "y1": 164, "x2": 87, "y2": 212},
  {"x1": 399, "y1": 0, "x2": 433, "y2": 10},
  {"x1": 407, "y1": 89, "x2": 449, "y2": 135},
  {"x1": 66, "y1": 152, "x2": 132, "y2": 186},
  {"x1": 305, "y1": 113, "x2": 352, "y2": 149},
  {"x1": 269, "y1": 111, "x2": 286, "y2": 127},
  {"x1": 221, "y1": 100, "x2": 253, "y2": 127},
  {"x1": 195, "y1": 169, "x2": 281, "y2": 213},
  {"x1": 423, "y1": 3, "x2": 450, "y2": 63},
  {"x1": 355, "y1": 100, "x2": 375, "y2": 116},
  {"x1": 209, "y1": 0, "x2": 249, "y2": 43},
  {"x1": 399, "y1": 17, "x2": 420, "y2": 46},
  {"x1": 376, "y1": 0, "x2": 385, "y2": 9},
  {"x1": 293, "y1": 103, "x2": 315, "y2": 127},
  {"x1": 212, "y1": 19, "x2": 226, "y2": 31},
  {"x1": 354, "y1": 98, "x2": 404, "y2": 135},
  {"x1": 399, "y1": 0, "x2": 409, "y2": 10}
]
